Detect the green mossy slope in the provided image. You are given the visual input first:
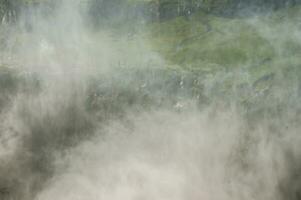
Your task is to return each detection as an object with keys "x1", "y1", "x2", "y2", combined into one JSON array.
[{"x1": 148, "y1": 6, "x2": 301, "y2": 72}]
